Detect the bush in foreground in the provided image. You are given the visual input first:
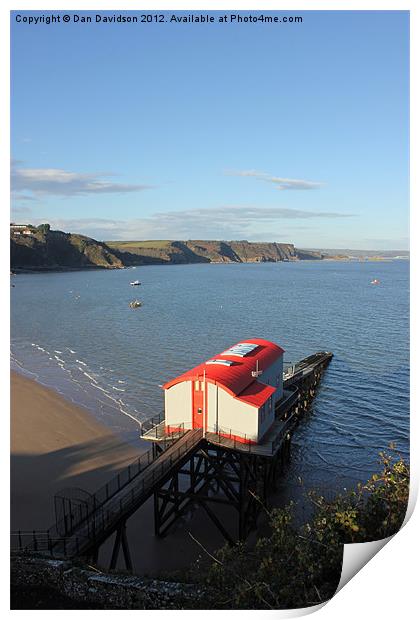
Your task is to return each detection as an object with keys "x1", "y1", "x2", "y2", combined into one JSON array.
[{"x1": 197, "y1": 448, "x2": 409, "y2": 609}]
